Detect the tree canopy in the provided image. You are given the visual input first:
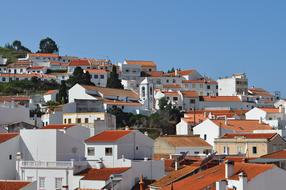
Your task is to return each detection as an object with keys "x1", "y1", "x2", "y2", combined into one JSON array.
[
  {"x1": 107, "y1": 66, "x2": 123, "y2": 89},
  {"x1": 39, "y1": 37, "x2": 59, "y2": 53},
  {"x1": 66, "y1": 67, "x2": 94, "y2": 87}
]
